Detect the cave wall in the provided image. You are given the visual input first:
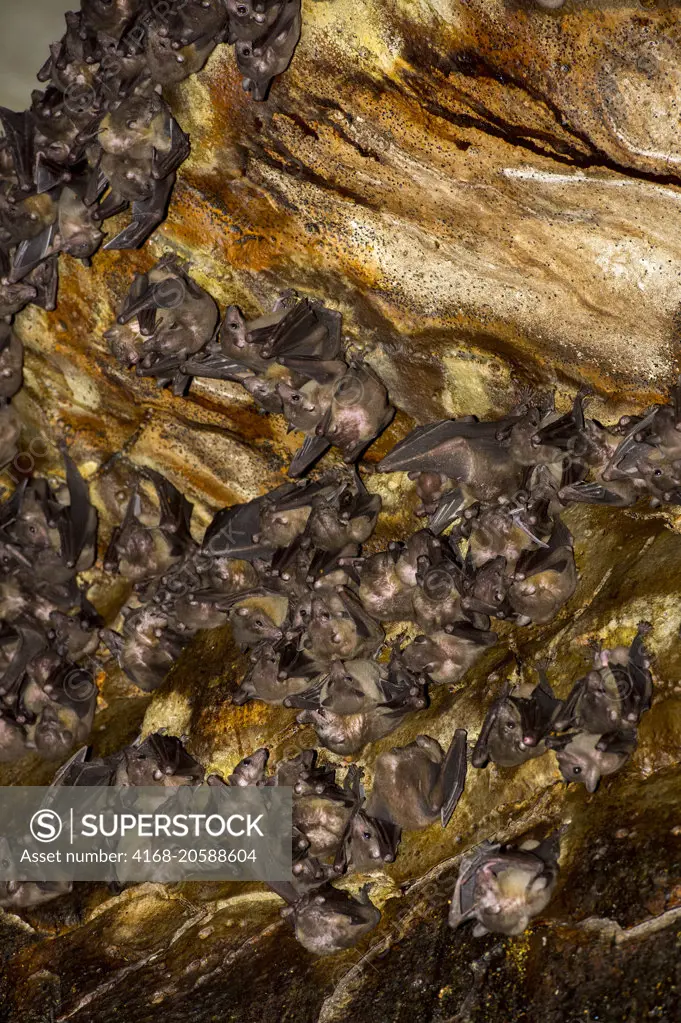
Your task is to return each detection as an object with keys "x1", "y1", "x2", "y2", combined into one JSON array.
[{"x1": 3, "y1": 1, "x2": 681, "y2": 1021}]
